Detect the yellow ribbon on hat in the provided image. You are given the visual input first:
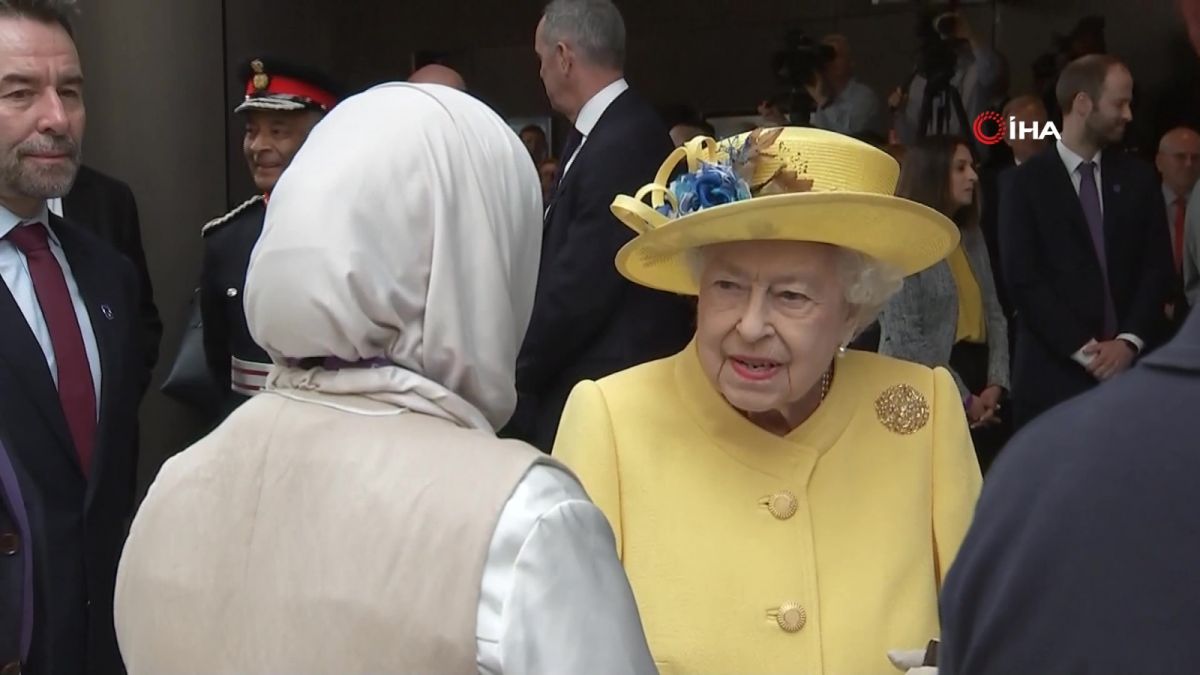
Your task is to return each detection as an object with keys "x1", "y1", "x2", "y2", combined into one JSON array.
[{"x1": 612, "y1": 135, "x2": 723, "y2": 235}]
